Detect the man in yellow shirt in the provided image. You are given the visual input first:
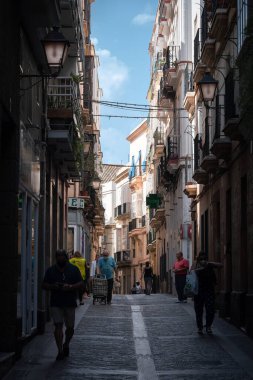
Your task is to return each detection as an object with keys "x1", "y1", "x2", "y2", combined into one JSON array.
[{"x1": 69, "y1": 251, "x2": 87, "y2": 304}]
